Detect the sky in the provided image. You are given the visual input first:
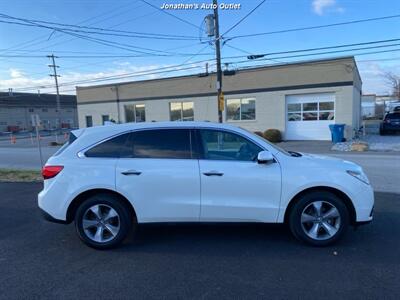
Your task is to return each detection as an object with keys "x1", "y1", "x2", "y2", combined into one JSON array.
[{"x1": 1, "y1": 0, "x2": 400, "y2": 95}]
